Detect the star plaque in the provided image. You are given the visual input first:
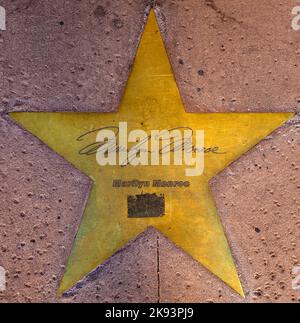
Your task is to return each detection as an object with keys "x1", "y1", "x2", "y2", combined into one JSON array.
[{"x1": 10, "y1": 10, "x2": 293, "y2": 296}]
